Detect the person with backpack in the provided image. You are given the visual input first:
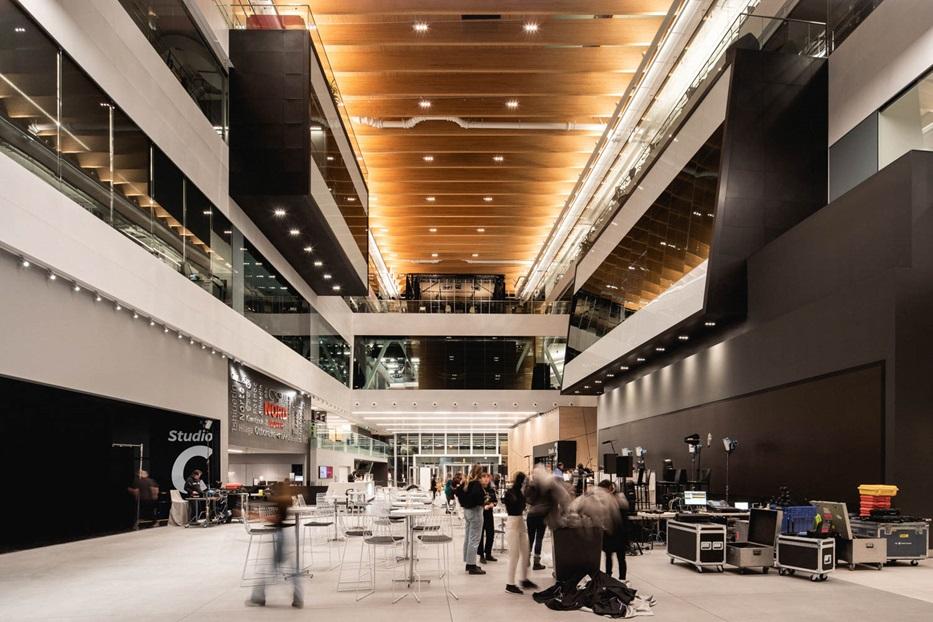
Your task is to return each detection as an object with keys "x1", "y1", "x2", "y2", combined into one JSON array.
[{"x1": 455, "y1": 464, "x2": 488, "y2": 574}]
